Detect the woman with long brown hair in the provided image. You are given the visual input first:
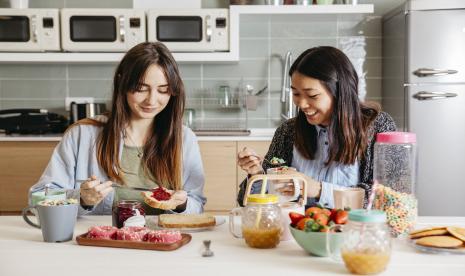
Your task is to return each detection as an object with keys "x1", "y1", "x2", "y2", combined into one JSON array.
[
  {"x1": 237, "y1": 46, "x2": 396, "y2": 208},
  {"x1": 30, "y1": 42, "x2": 205, "y2": 215}
]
